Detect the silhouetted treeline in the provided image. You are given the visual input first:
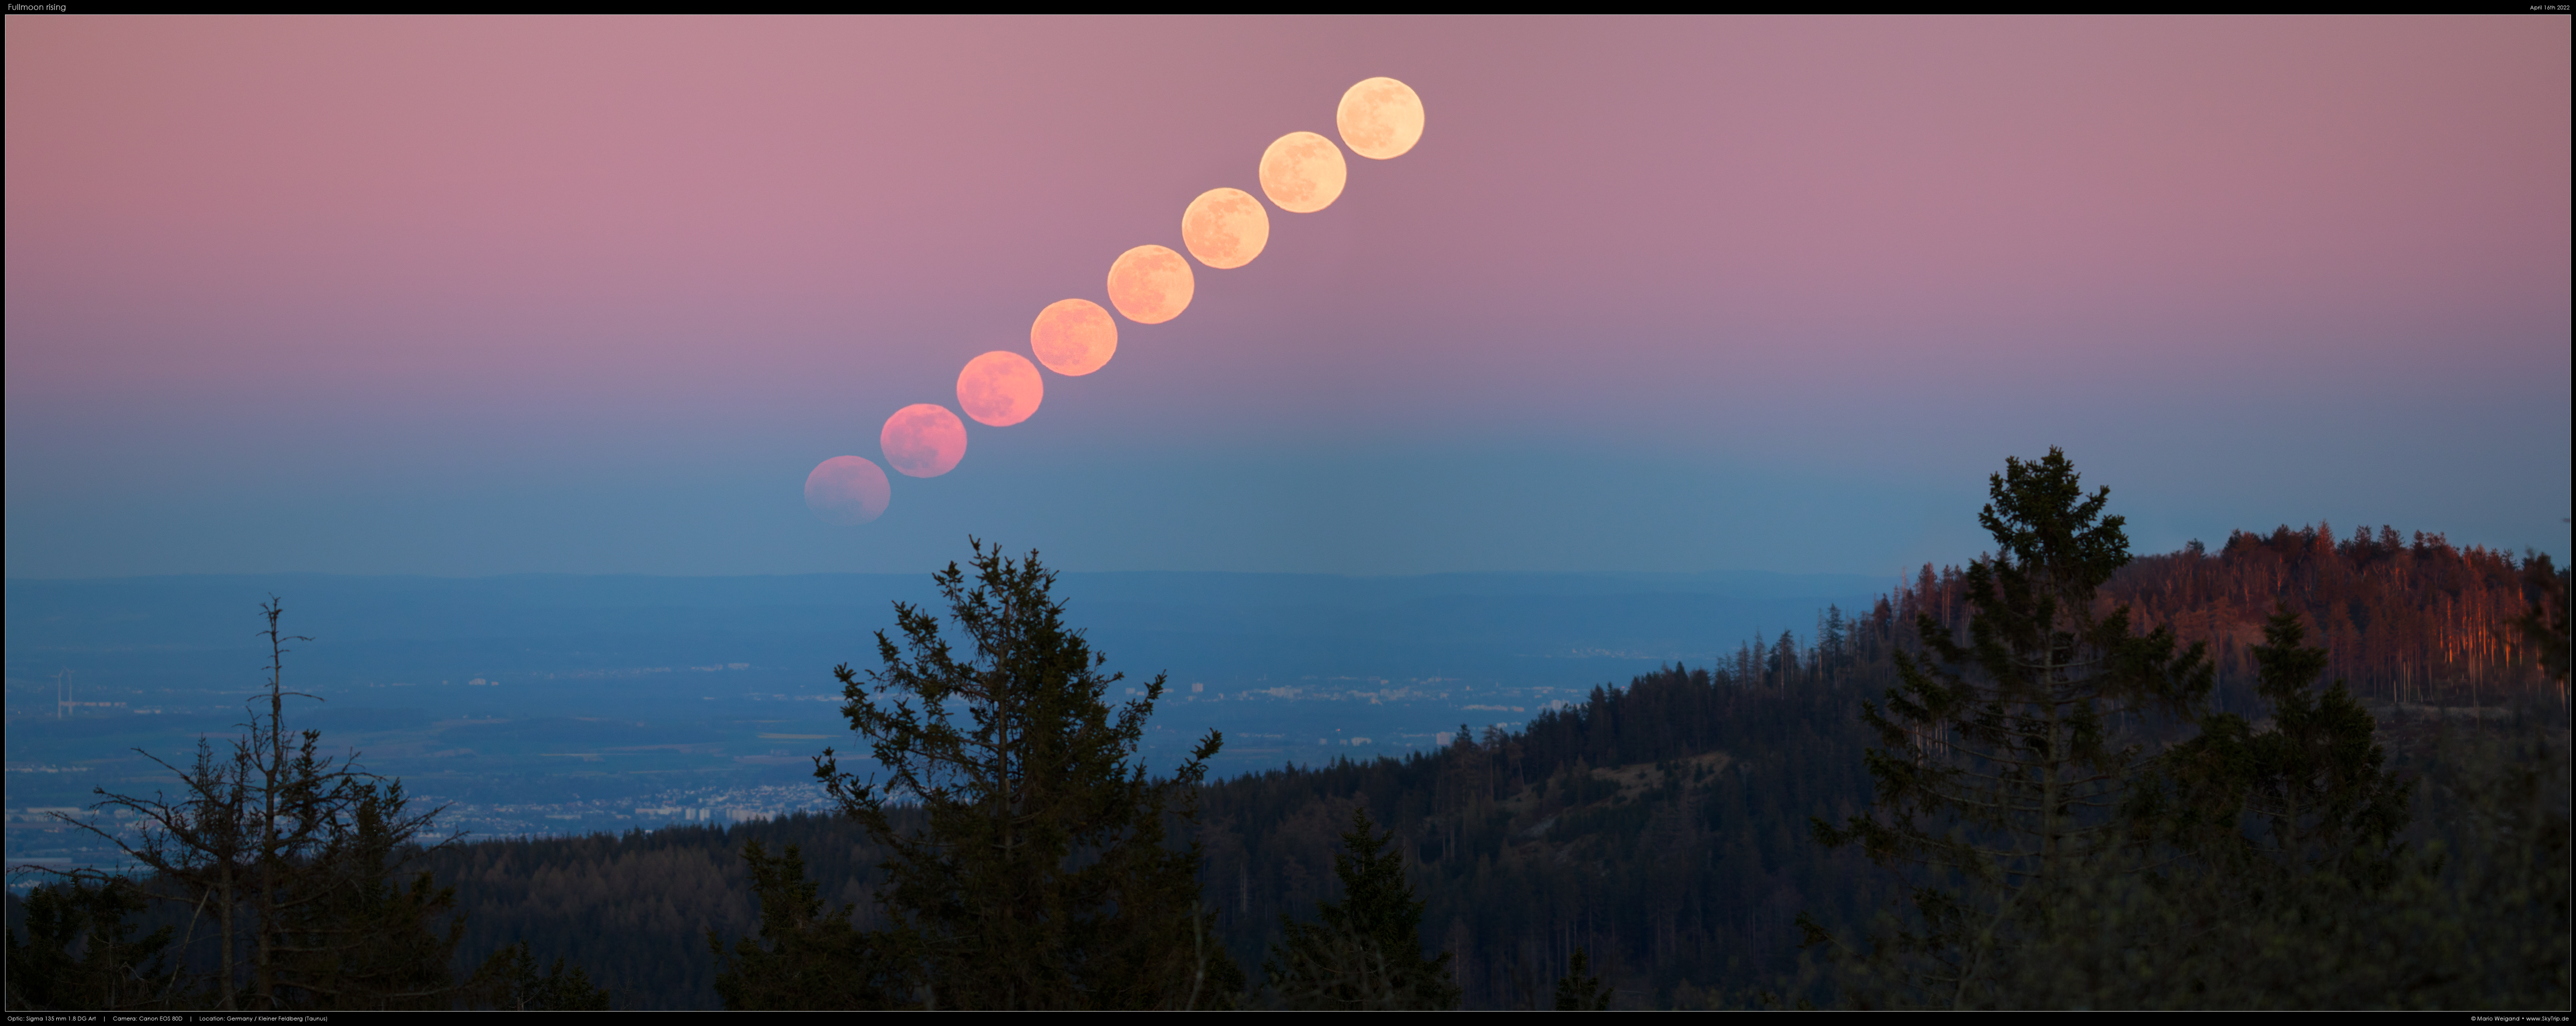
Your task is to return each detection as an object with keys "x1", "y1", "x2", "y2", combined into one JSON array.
[
  {"x1": 340, "y1": 664, "x2": 1882, "y2": 1009},
  {"x1": 1197, "y1": 664, "x2": 1885, "y2": 1009},
  {"x1": 417, "y1": 812, "x2": 918, "y2": 1009},
  {"x1": 371, "y1": 666, "x2": 1882, "y2": 1009}
]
